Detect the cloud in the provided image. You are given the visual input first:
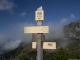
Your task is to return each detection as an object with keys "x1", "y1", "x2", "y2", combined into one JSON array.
[
  {"x1": 0, "y1": 22, "x2": 35, "y2": 54},
  {"x1": 60, "y1": 18, "x2": 68, "y2": 24},
  {"x1": 0, "y1": 21, "x2": 68, "y2": 54},
  {"x1": 2, "y1": 40, "x2": 21, "y2": 50},
  {"x1": 70, "y1": 13, "x2": 75, "y2": 18},
  {"x1": 20, "y1": 12, "x2": 26, "y2": 16},
  {"x1": 0, "y1": 34, "x2": 7, "y2": 47},
  {"x1": 44, "y1": 22, "x2": 65, "y2": 39},
  {"x1": 60, "y1": 13, "x2": 76, "y2": 24},
  {"x1": 0, "y1": 0, "x2": 16, "y2": 13}
]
